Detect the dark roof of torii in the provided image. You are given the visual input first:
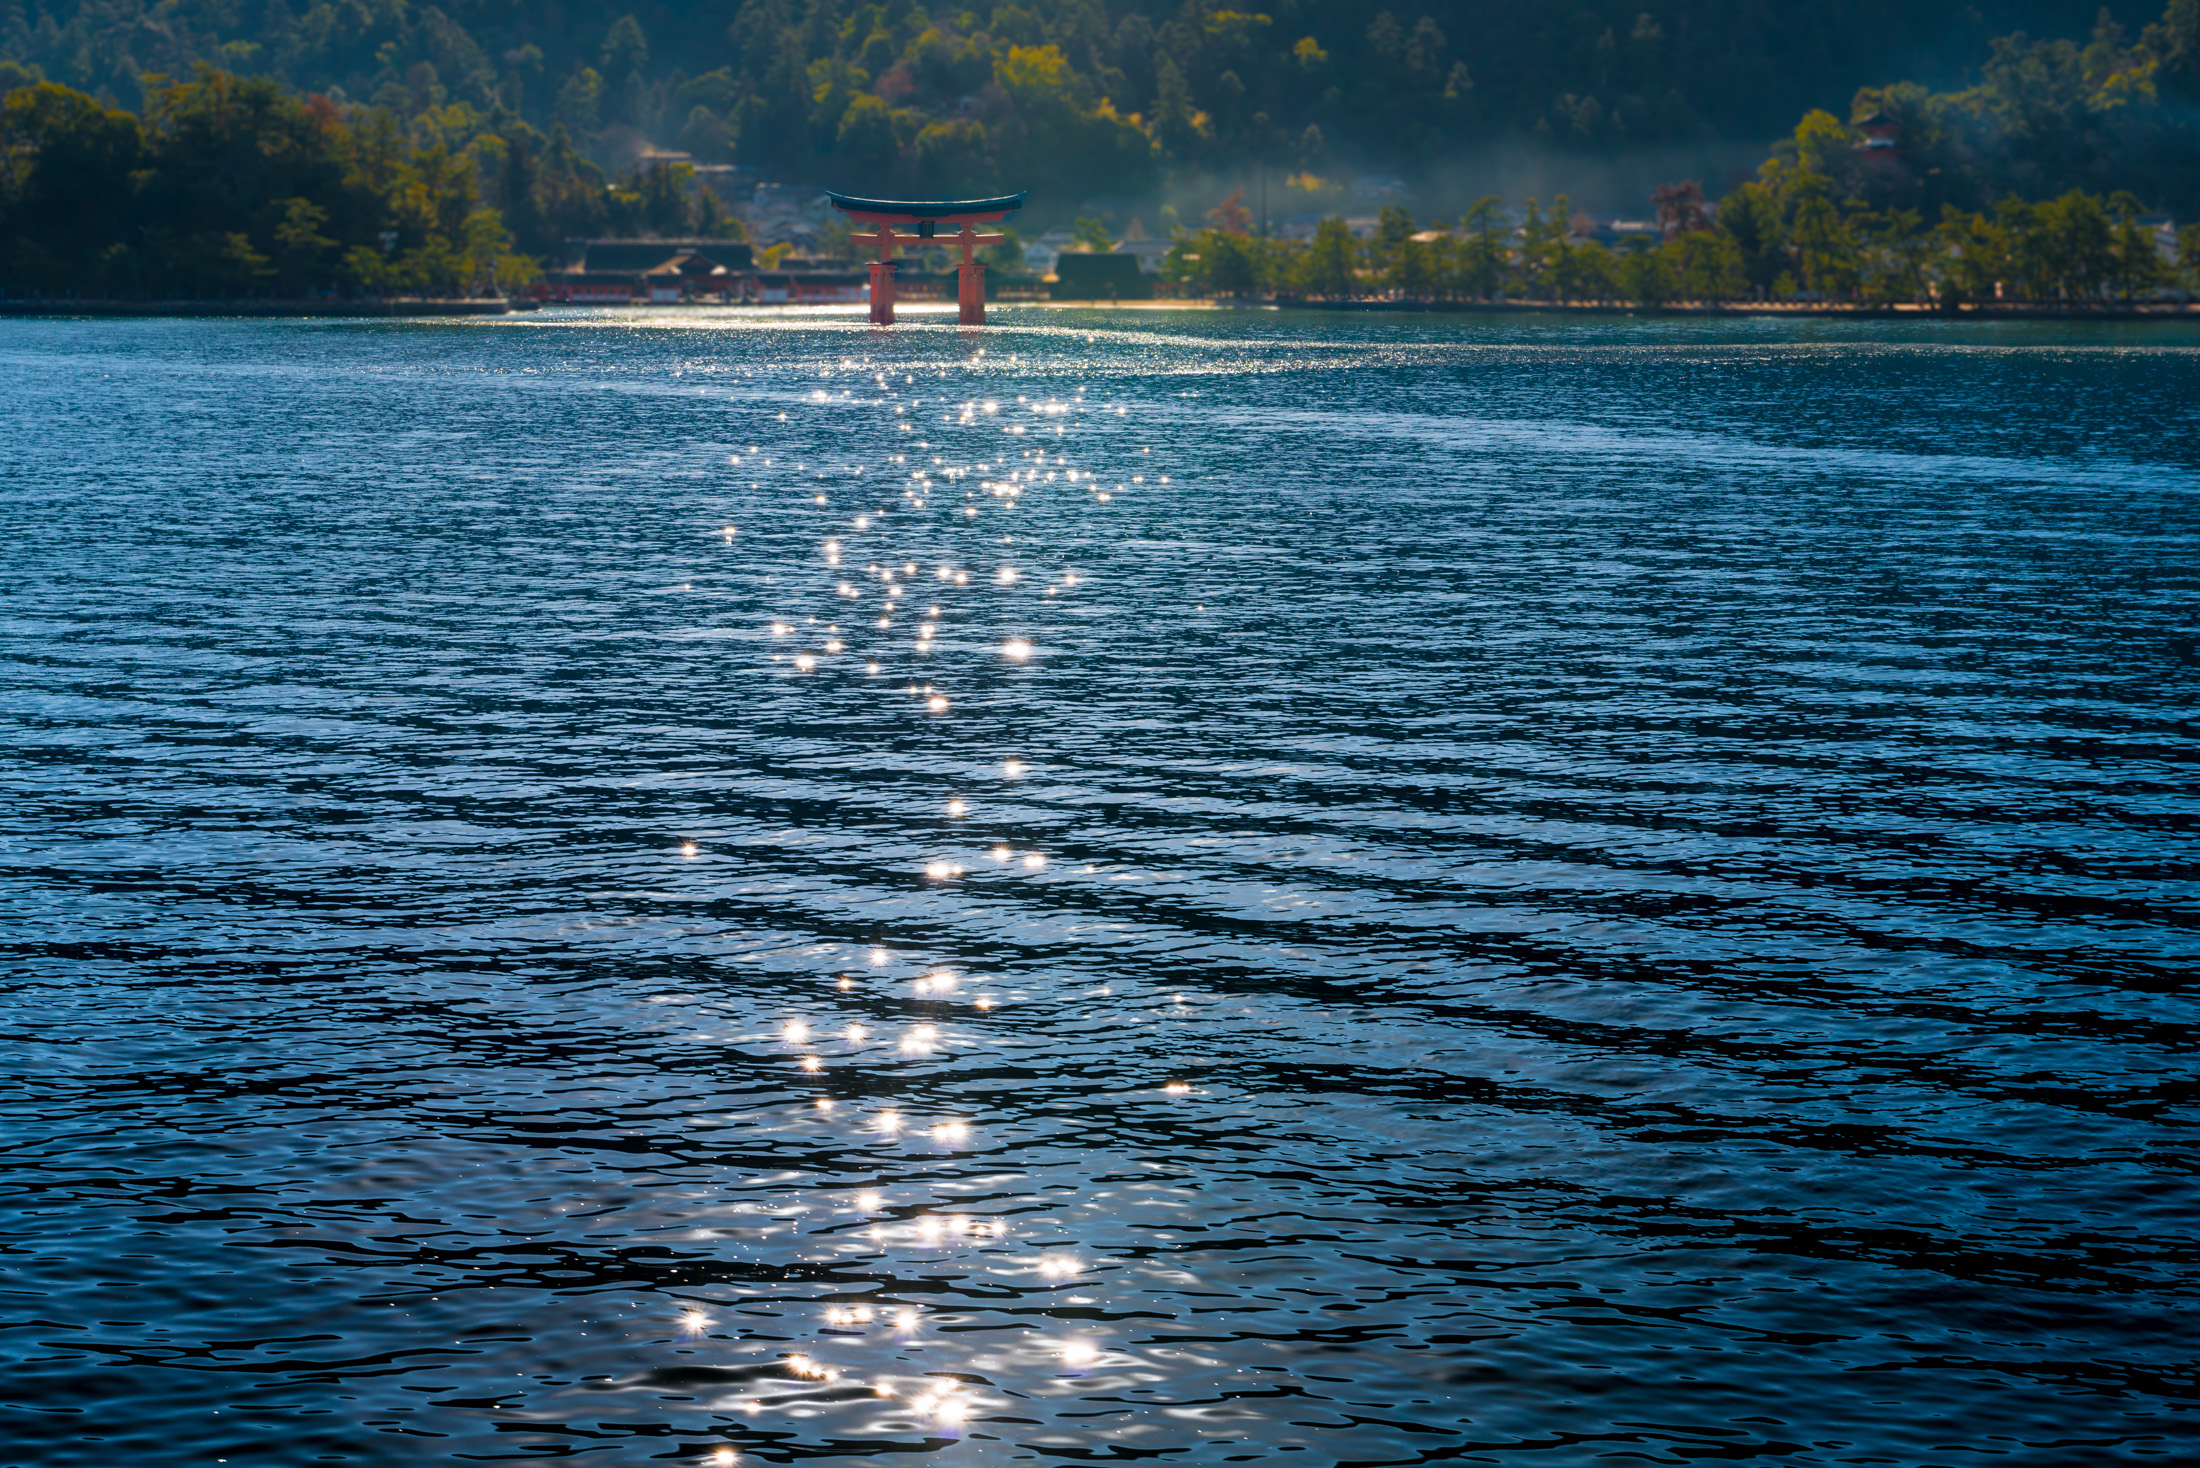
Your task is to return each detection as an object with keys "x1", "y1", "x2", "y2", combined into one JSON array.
[{"x1": 827, "y1": 192, "x2": 1026, "y2": 218}]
